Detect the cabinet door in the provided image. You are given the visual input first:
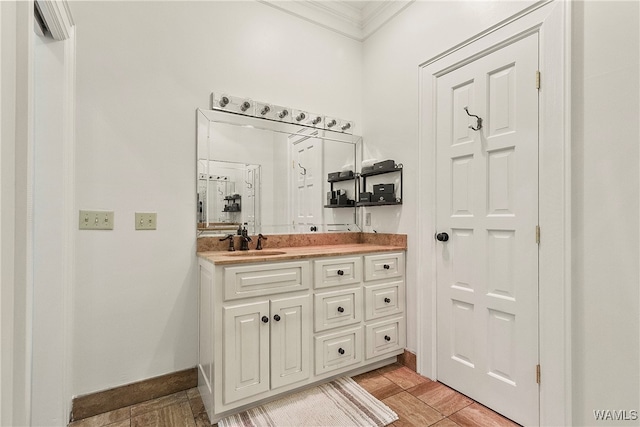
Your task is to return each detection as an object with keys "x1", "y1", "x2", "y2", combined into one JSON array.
[
  {"x1": 270, "y1": 295, "x2": 311, "y2": 389},
  {"x1": 223, "y1": 301, "x2": 270, "y2": 404}
]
